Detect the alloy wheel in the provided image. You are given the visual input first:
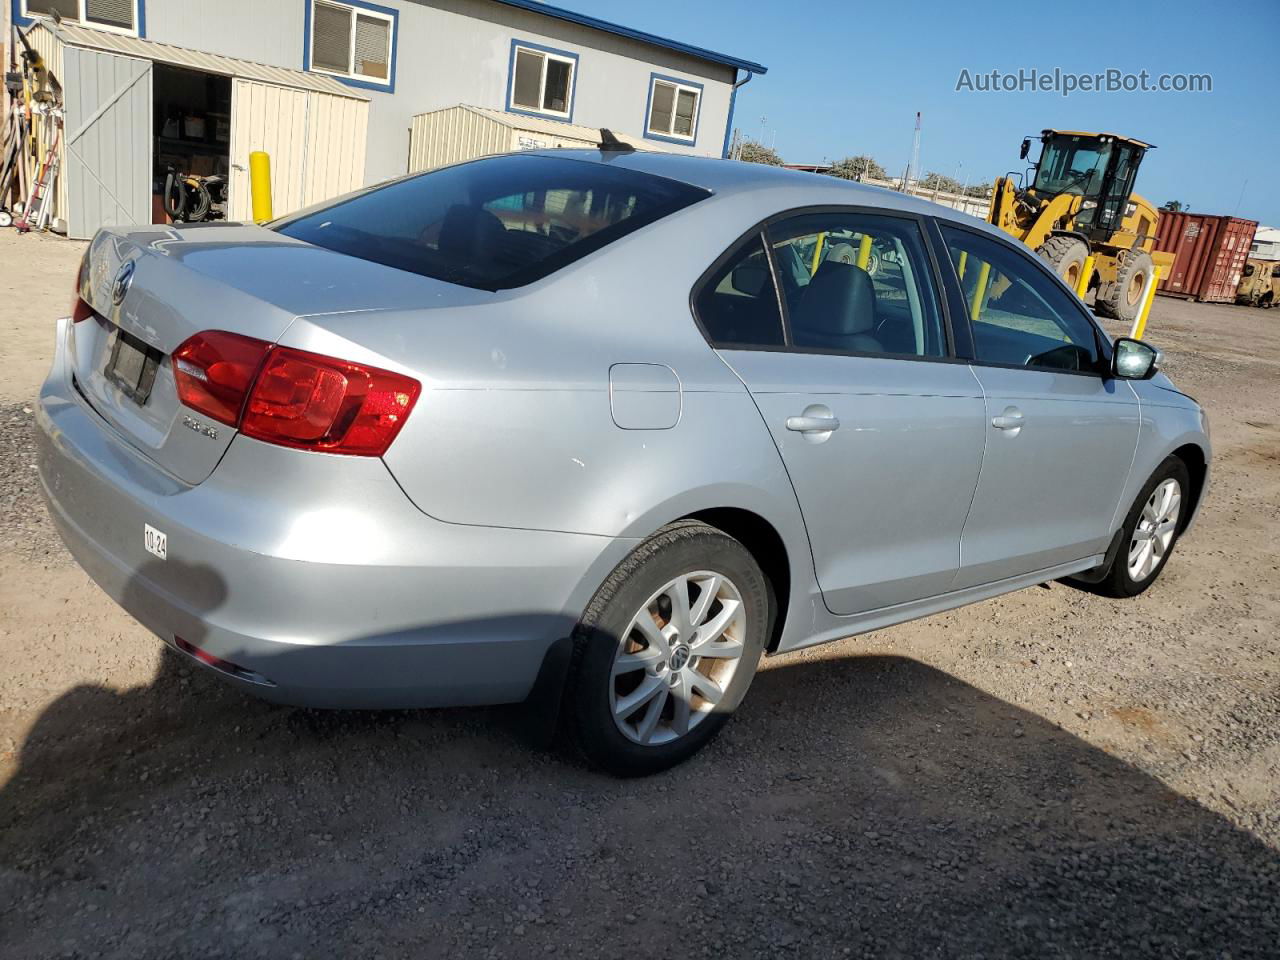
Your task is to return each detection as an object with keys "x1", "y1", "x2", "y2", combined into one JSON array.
[
  {"x1": 609, "y1": 571, "x2": 747, "y2": 746},
  {"x1": 1128, "y1": 478, "x2": 1182, "y2": 582}
]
